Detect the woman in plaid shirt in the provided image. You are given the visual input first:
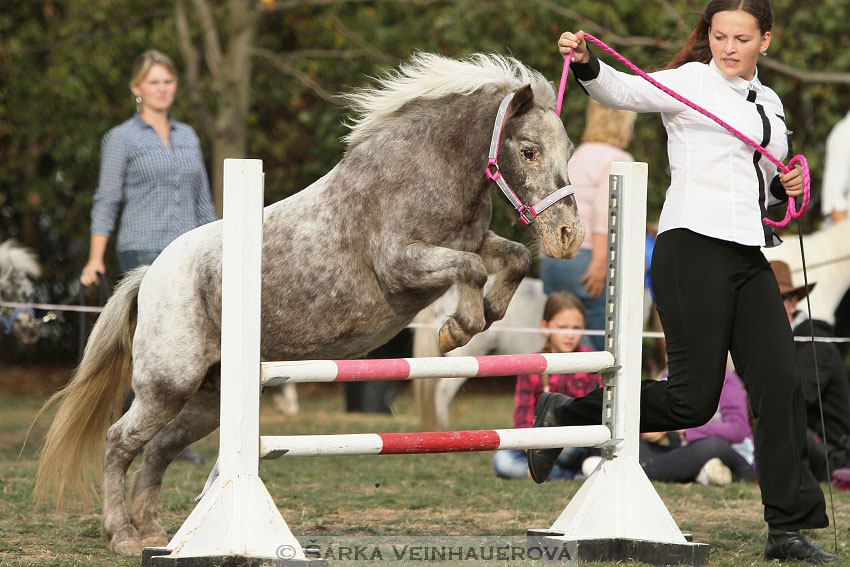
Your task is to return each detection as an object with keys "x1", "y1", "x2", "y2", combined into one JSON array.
[
  {"x1": 78, "y1": 50, "x2": 216, "y2": 465},
  {"x1": 80, "y1": 50, "x2": 217, "y2": 287},
  {"x1": 493, "y1": 291, "x2": 602, "y2": 479}
]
